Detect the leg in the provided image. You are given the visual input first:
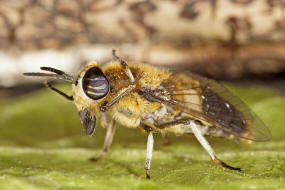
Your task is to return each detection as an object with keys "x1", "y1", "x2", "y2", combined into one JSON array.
[
  {"x1": 89, "y1": 119, "x2": 117, "y2": 162},
  {"x1": 154, "y1": 119, "x2": 241, "y2": 171},
  {"x1": 100, "y1": 50, "x2": 136, "y2": 112},
  {"x1": 190, "y1": 121, "x2": 241, "y2": 171},
  {"x1": 145, "y1": 128, "x2": 154, "y2": 179},
  {"x1": 100, "y1": 112, "x2": 108, "y2": 128},
  {"x1": 161, "y1": 132, "x2": 171, "y2": 146}
]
